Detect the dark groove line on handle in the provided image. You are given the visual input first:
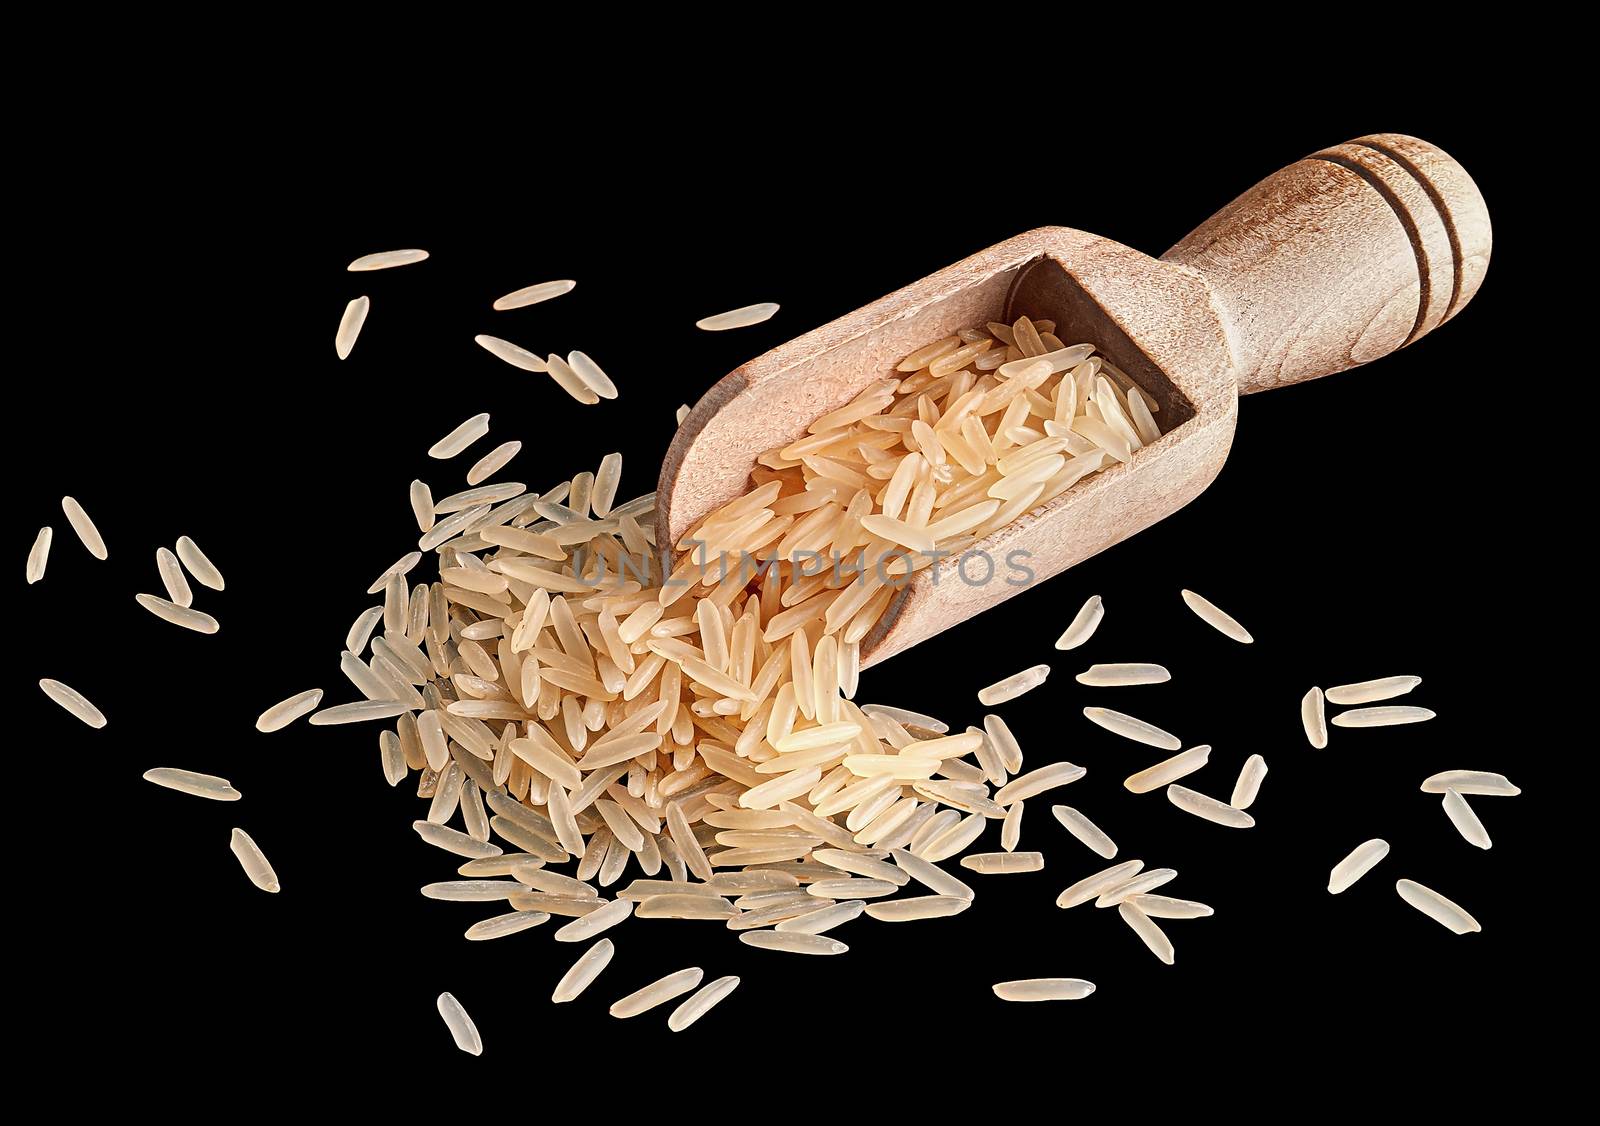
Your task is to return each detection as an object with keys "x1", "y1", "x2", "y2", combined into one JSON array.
[
  {"x1": 1311, "y1": 153, "x2": 1431, "y2": 348},
  {"x1": 1352, "y1": 138, "x2": 1465, "y2": 321}
]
